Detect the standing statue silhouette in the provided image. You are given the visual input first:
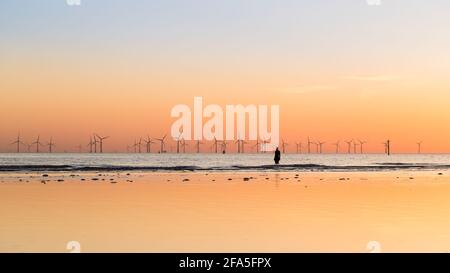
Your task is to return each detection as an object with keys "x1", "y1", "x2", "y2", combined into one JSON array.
[{"x1": 274, "y1": 147, "x2": 281, "y2": 165}]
